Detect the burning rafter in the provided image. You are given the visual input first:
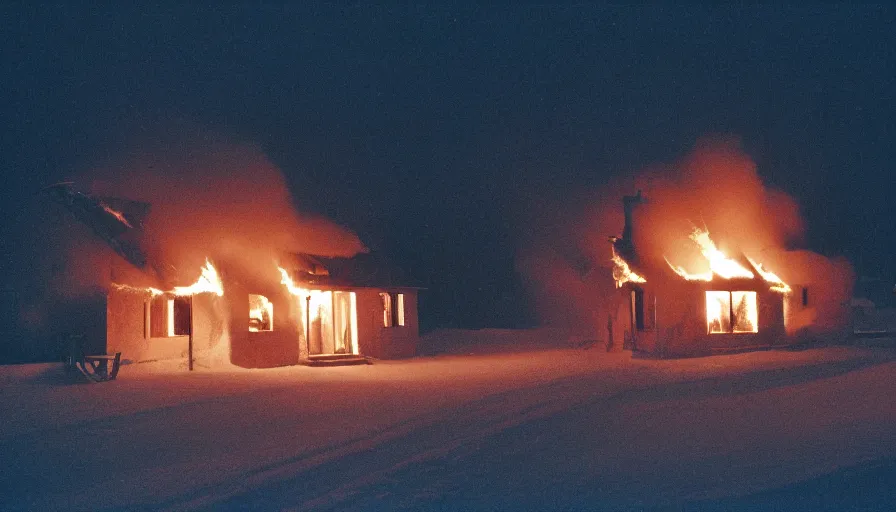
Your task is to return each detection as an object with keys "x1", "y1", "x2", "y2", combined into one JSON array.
[
  {"x1": 112, "y1": 259, "x2": 223, "y2": 297},
  {"x1": 664, "y1": 256, "x2": 712, "y2": 281},
  {"x1": 688, "y1": 228, "x2": 754, "y2": 279},
  {"x1": 611, "y1": 246, "x2": 646, "y2": 288},
  {"x1": 278, "y1": 267, "x2": 304, "y2": 296},
  {"x1": 665, "y1": 228, "x2": 791, "y2": 293},
  {"x1": 43, "y1": 182, "x2": 148, "y2": 269},
  {"x1": 747, "y1": 257, "x2": 792, "y2": 293},
  {"x1": 278, "y1": 266, "x2": 329, "y2": 322}
]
